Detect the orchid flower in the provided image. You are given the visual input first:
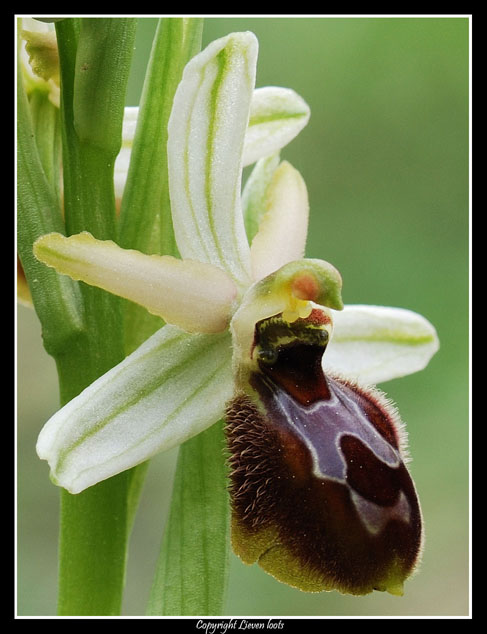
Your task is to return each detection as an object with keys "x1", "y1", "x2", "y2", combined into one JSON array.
[{"x1": 32, "y1": 31, "x2": 438, "y2": 597}]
